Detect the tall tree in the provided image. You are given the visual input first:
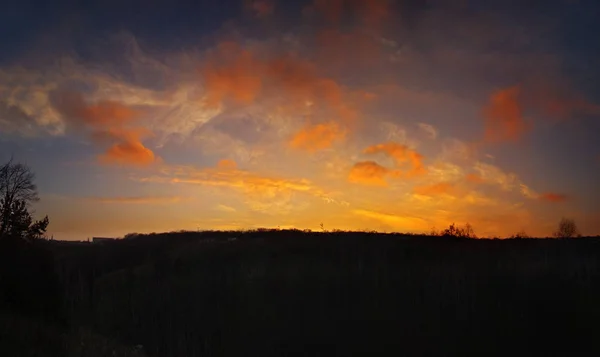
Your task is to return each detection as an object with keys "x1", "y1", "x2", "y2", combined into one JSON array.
[{"x1": 0, "y1": 158, "x2": 47, "y2": 239}]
